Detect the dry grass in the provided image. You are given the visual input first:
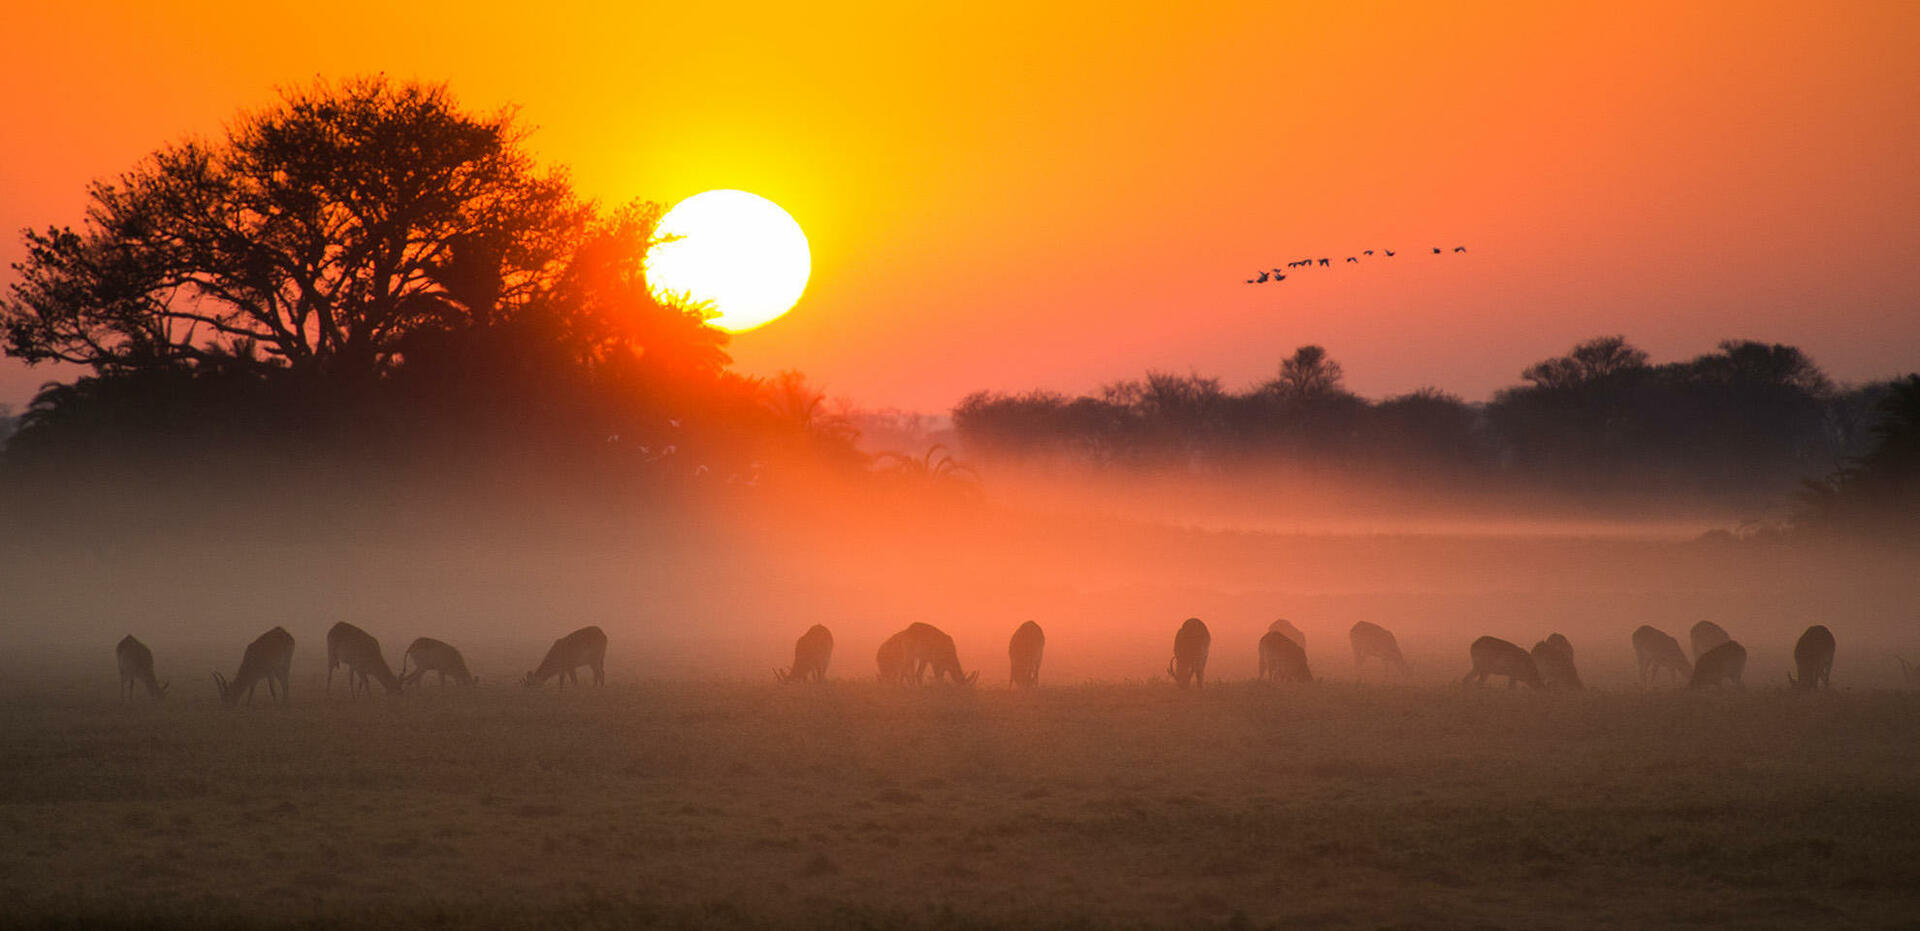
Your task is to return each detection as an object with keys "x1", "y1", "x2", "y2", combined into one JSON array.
[{"x1": 4, "y1": 680, "x2": 1919, "y2": 929}]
